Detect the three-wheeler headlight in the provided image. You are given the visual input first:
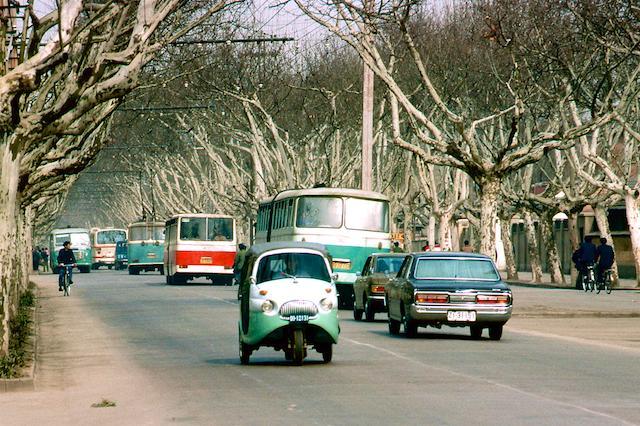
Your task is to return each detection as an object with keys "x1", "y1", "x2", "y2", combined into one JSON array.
[
  {"x1": 261, "y1": 300, "x2": 275, "y2": 313},
  {"x1": 319, "y1": 298, "x2": 334, "y2": 311}
]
